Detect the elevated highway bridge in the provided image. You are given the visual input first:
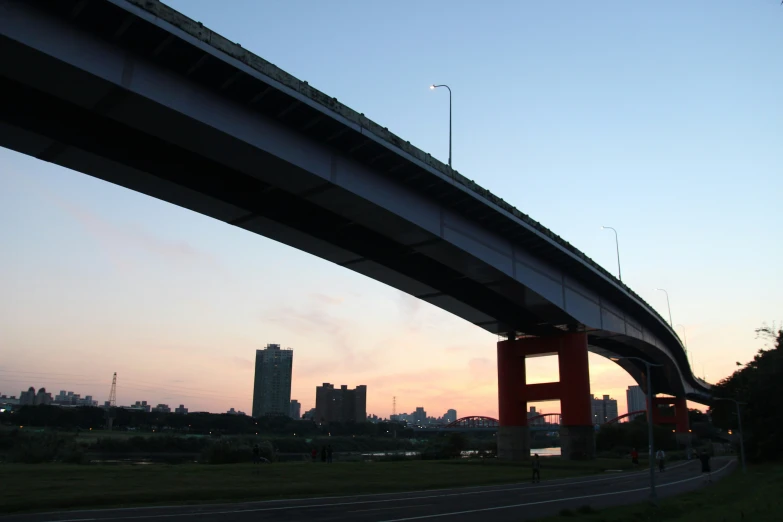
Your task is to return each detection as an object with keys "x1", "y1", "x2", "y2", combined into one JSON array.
[{"x1": 0, "y1": 0, "x2": 710, "y2": 459}]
